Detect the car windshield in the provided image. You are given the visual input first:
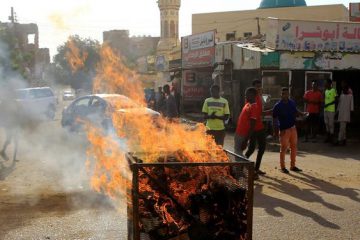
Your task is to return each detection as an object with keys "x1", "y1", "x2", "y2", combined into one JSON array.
[
  {"x1": 29, "y1": 88, "x2": 54, "y2": 98},
  {"x1": 104, "y1": 96, "x2": 139, "y2": 109}
]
